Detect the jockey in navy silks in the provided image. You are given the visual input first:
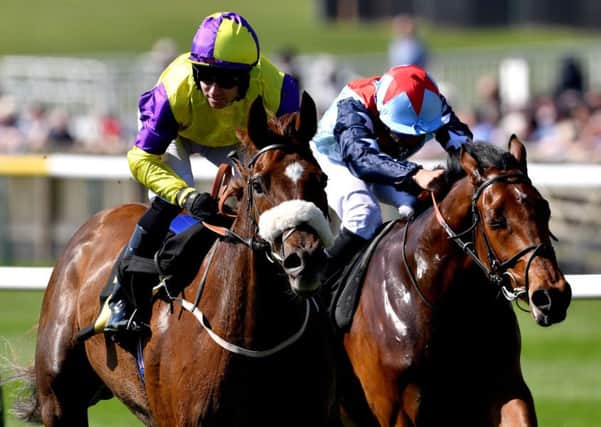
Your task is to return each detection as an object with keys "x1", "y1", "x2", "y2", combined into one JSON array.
[{"x1": 310, "y1": 65, "x2": 473, "y2": 274}]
